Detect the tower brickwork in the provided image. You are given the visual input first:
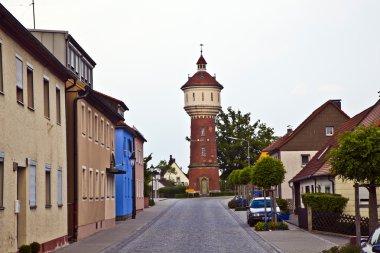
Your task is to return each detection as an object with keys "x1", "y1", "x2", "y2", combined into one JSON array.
[{"x1": 181, "y1": 51, "x2": 223, "y2": 195}]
